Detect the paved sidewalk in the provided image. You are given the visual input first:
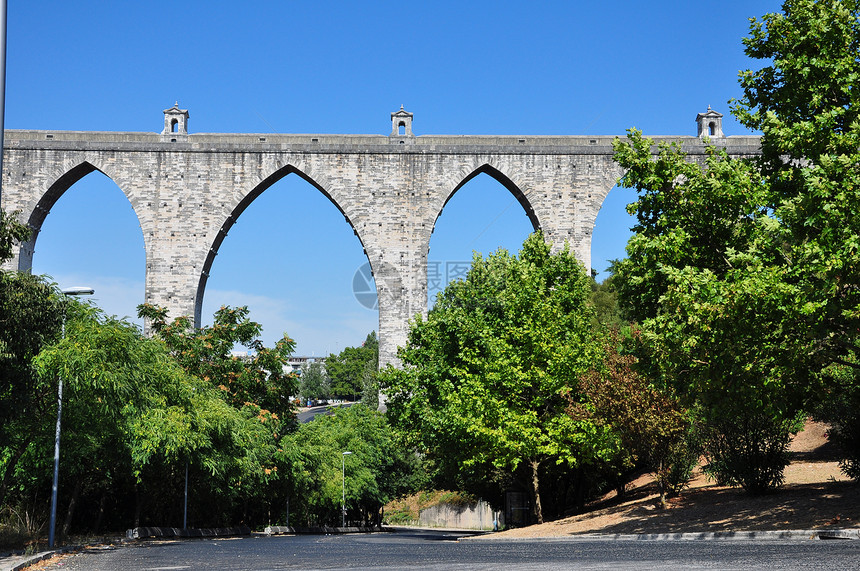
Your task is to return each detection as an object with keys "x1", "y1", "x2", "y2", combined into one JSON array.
[{"x1": 1, "y1": 546, "x2": 74, "y2": 571}]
